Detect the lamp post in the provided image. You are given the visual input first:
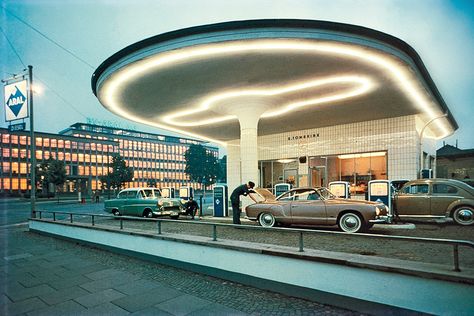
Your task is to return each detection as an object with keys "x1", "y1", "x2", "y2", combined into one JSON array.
[
  {"x1": 28, "y1": 65, "x2": 36, "y2": 218},
  {"x1": 419, "y1": 113, "x2": 448, "y2": 179}
]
